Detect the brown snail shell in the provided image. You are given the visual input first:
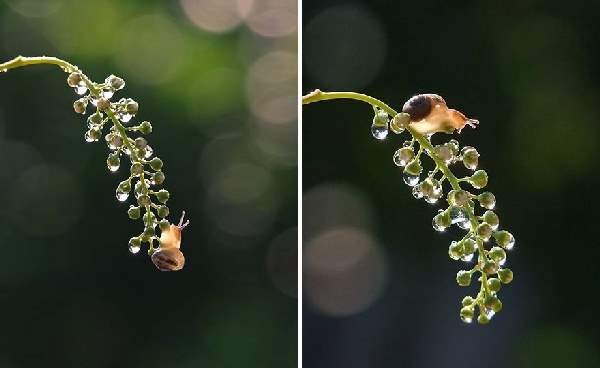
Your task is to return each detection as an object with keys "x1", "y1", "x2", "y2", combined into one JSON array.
[
  {"x1": 152, "y1": 247, "x2": 185, "y2": 271},
  {"x1": 402, "y1": 94, "x2": 478, "y2": 135}
]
